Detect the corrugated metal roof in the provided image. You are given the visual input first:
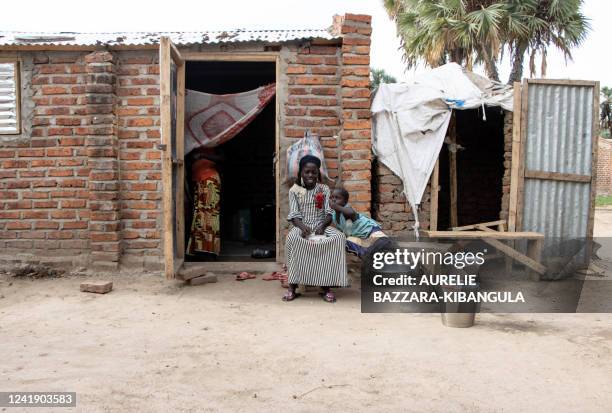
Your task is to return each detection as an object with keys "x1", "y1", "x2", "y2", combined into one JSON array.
[{"x1": 0, "y1": 29, "x2": 338, "y2": 47}]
